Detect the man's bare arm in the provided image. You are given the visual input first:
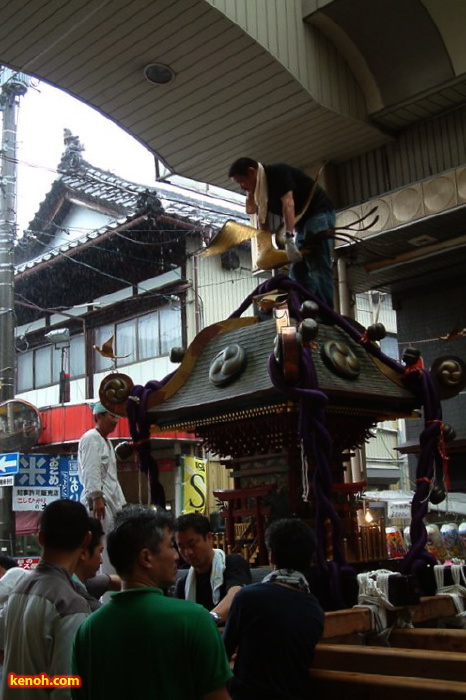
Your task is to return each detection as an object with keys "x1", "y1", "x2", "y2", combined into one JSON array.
[
  {"x1": 281, "y1": 190, "x2": 296, "y2": 232},
  {"x1": 108, "y1": 574, "x2": 122, "y2": 591},
  {"x1": 210, "y1": 585, "x2": 242, "y2": 623}
]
